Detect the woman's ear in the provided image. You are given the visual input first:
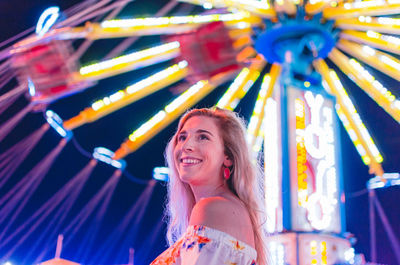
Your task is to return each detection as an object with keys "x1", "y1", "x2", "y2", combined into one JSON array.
[{"x1": 224, "y1": 155, "x2": 233, "y2": 167}]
